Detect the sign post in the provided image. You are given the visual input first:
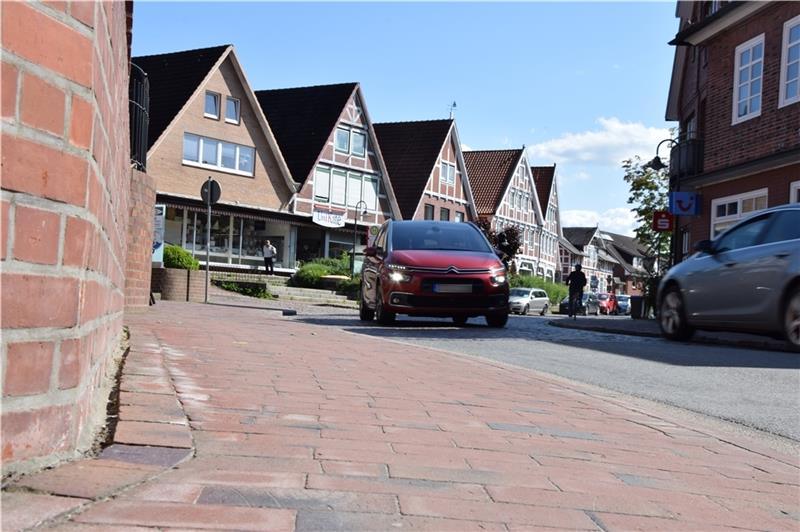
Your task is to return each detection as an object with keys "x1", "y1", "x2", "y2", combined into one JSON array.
[{"x1": 200, "y1": 177, "x2": 221, "y2": 303}]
